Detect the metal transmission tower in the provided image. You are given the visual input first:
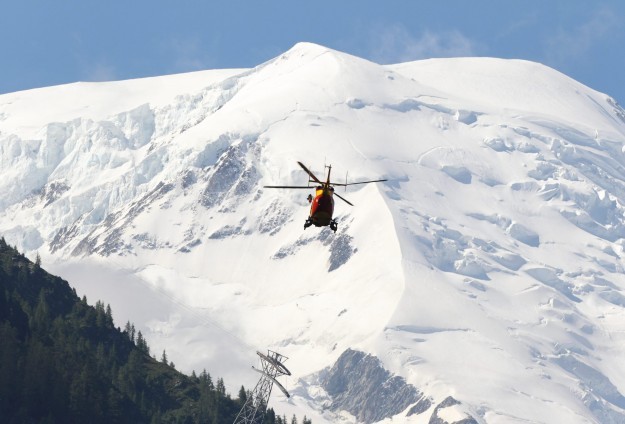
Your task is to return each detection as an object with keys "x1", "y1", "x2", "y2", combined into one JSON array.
[{"x1": 233, "y1": 350, "x2": 291, "y2": 424}]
